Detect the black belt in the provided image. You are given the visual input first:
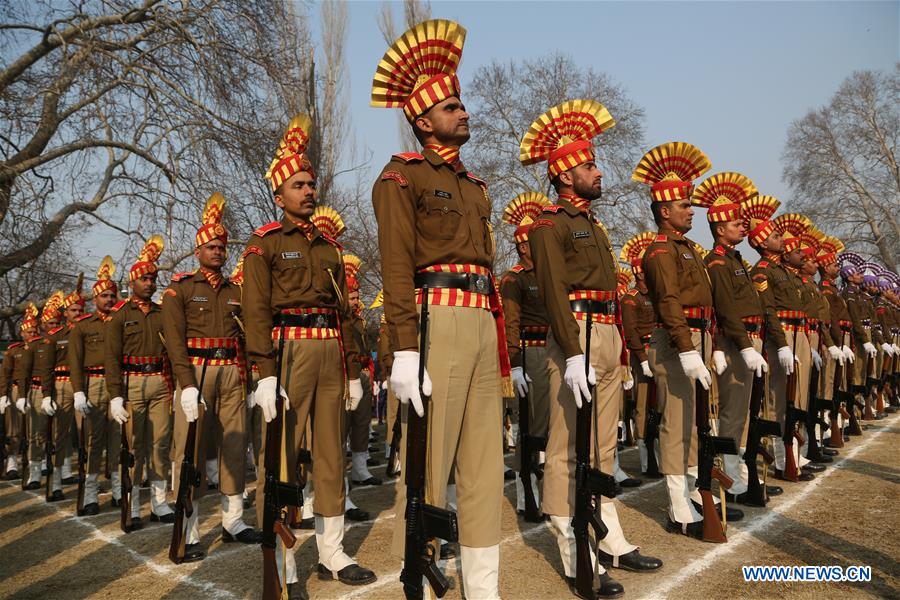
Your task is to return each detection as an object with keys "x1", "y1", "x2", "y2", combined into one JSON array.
[
  {"x1": 569, "y1": 299, "x2": 617, "y2": 315},
  {"x1": 187, "y1": 347, "x2": 237, "y2": 360},
  {"x1": 274, "y1": 312, "x2": 337, "y2": 329},
  {"x1": 744, "y1": 322, "x2": 762, "y2": 334},
  {"x1": 414, "y1": 271, "x2": 491, "y2": 295},
  {"x1": 520, "y1": 329, "x2": 548, "y2": 342},
  {"x1": 123, "y1": 362, "x2": 164, "y2": 374},
  {"x1": 686, "y1": 318, "x2": 711, "y2": 330},
  {"x1": 807, "y1": 322, "x2": 820, "y2": 332},
  {"x1": 861, "y1": 319, "x2": 871, "y2": 327},
  {"x1": 779, "y1": 317, "x2": 806, "y2": 328},
  {"x1": 85, "y1": 367, "x2": 105, "y2": 375}
]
